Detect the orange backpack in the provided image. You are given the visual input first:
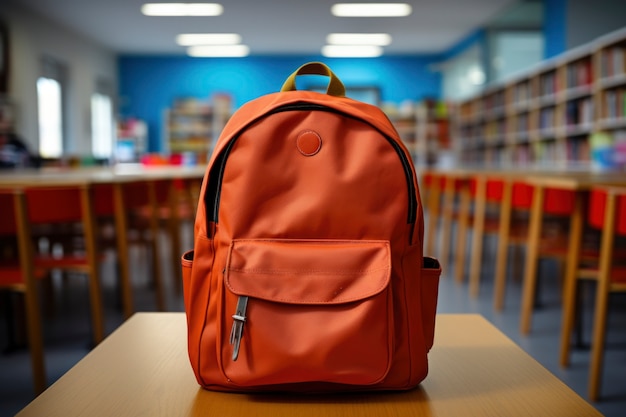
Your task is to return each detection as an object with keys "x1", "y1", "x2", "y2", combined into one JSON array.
[{"x1": 181, "y1": 62, "x2": 441, "y2": 392}]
